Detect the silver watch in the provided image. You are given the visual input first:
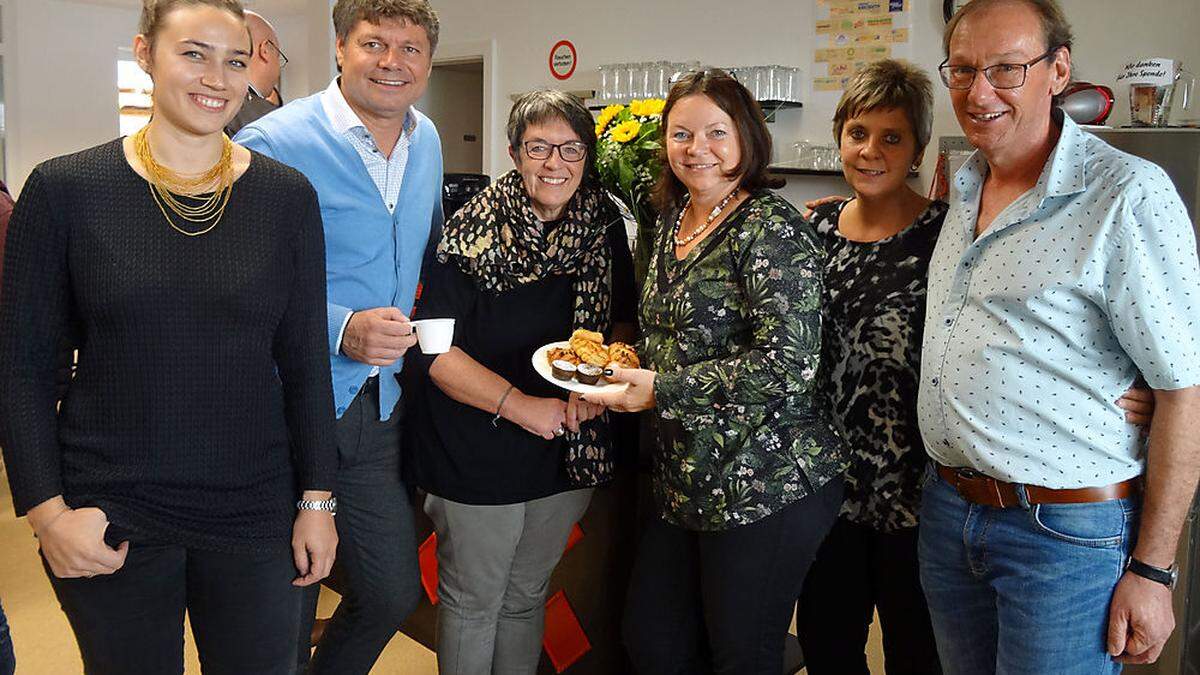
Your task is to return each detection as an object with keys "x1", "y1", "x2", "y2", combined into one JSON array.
[{"x1": 297, "y1": 497, "x2": 337, "y2": 516}]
